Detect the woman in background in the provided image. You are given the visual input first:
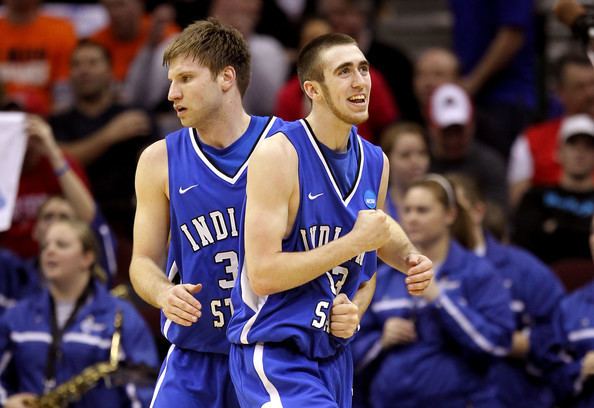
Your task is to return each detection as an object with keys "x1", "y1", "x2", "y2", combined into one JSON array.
[
  {"x1": 352, "y1": 175, "x2": 513, "y2": 407},
  {"x1": 0, "y1": 219, "x2": 158, "y2": 408}
]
